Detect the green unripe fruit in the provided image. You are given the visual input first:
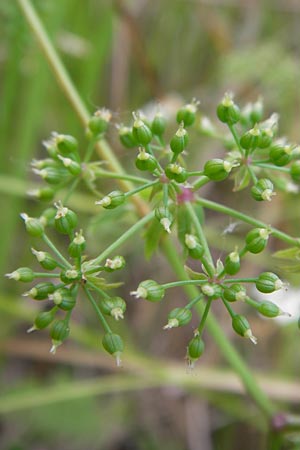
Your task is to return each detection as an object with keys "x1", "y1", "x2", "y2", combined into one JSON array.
[
  {"x1": 151, "y1": 112, "x2": 167, "y2": 136},
  {"x1": 217, "y1": 94, "x2": 240, "y2": 124},
  {"x1": 290, "y1": 161, "x2": 300, "y2": 182},
  {"x1": 51, "y1": 287, "x2": 76, "y2": 311},
  {"x1": 102, "y1": 333, "x2": 124, "y2": 365},
  {"x1": 119, "y1": 126, "x2": 138, "y2": 148},
  {"x1": 224, "y1": 251, "x2": 240, "y2": 275},
  {"x1": 250, "y1": 99, "x2": 263, "y2": 124},
  {"x1": 176, "y1": 102, "x2": 198, "y2": 127},
  {"x1": 187, "y1": 334, "x2": 205, "y2": 366},
  {"x1": 240, "y1": 126, "x2": 261, "y2": 150},
  {"x1": 50, "y1": 320, "x2": 70, "y2": 353},
  {"x1": 164, "y1": 307, "x2": 192, "y2": 329},
  {"x1": 245, "y1": 228, "x2": 270, "y2": 254},
  {"x1": 96, "y1": 190, "x2": 125, "y2": 209},
  {"x1": 25, "y1": 282, "x2": 55, "y2": 300},
  {"x1": 270, "y1": 144, "x2": 292, "y2": 166},
  {"x1": 255, "y1": 272, "x2": 283, "y2": 293},
  {"x1": 54, "y1": 202, "x2": 78, "y2": 235},
  {"x1": 132, "y1": 113, "x2": 152, "y2": 146},
  {"x1": 258, "y1": 301, "x2": 281, "y2": 318},
  {"x1": 155, "y1": 206, "x2": 173, "y2": 233},
  {"x1": 201, "y1": 283, "x2": 223, "y2": 300},
  {"x1": 135, "y1": 149, "x2": 158, "y2": 172},
  {"x1": 55, "y1": 134, "x2": 78, "y2": 155},
  {"x1": 232, "y1": 314, "x2": 257, "y2": 344},
  {"x1": 100, "y1": 296, "x2": 126, "y2": 320},
  {"x1": 223, "y1": 284, "x2": 247, "y2": 302},
  {"x1": 30, "y1": 187, "x2": 56, "y2": 202},
  {"x1": 88, "y1": 109, "x2": 111, "y2": 135},
  {"x1": 257, "y1": 129, "x2": 273, "y2": 149},
  {"x1": 60, "y1": 268, "x2": 81, "y2": 284},
  {"x1": 184, "y1": 234, "x2": 204, "y2": 260},
  {"x1": 68, "y1": 230, "x2": 86, "y2": 258},
  {"x1": 170, "y1": 125, "x2": 189, "y2": 154},
  {"x1": 21, "y1": 213, "x2": 44, "y2": 237},
  {"x1": 203, "y1": 159, "x2": 232, "y2": 181},
  {"x1": 58, "y1": 155, "x2": 81, "y2": 176},
  {"x1": 32, "y1": 308, "x2": 57, "y2": 331},
  {"x1": 132, "y1": 279, "x2": 165, "y2": 302},
  {"x1": 31, "y1": 248, "x2": 58, "y2": 270},
  {"x1": 251, "y1": 178, "x2": 275, "y2": 202},
  {"x1": 104, "y1": 255, "x2": 125, "y2": 272},
  {"x1": 165, "y1": 163, "x2": 188, "y2": 183},
  {"x1": 6, "y1": 267, "x2": 35, "y2": 282},
  {"x1": 34, "y1": 166, "x2": 70, "y2": 185}
]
